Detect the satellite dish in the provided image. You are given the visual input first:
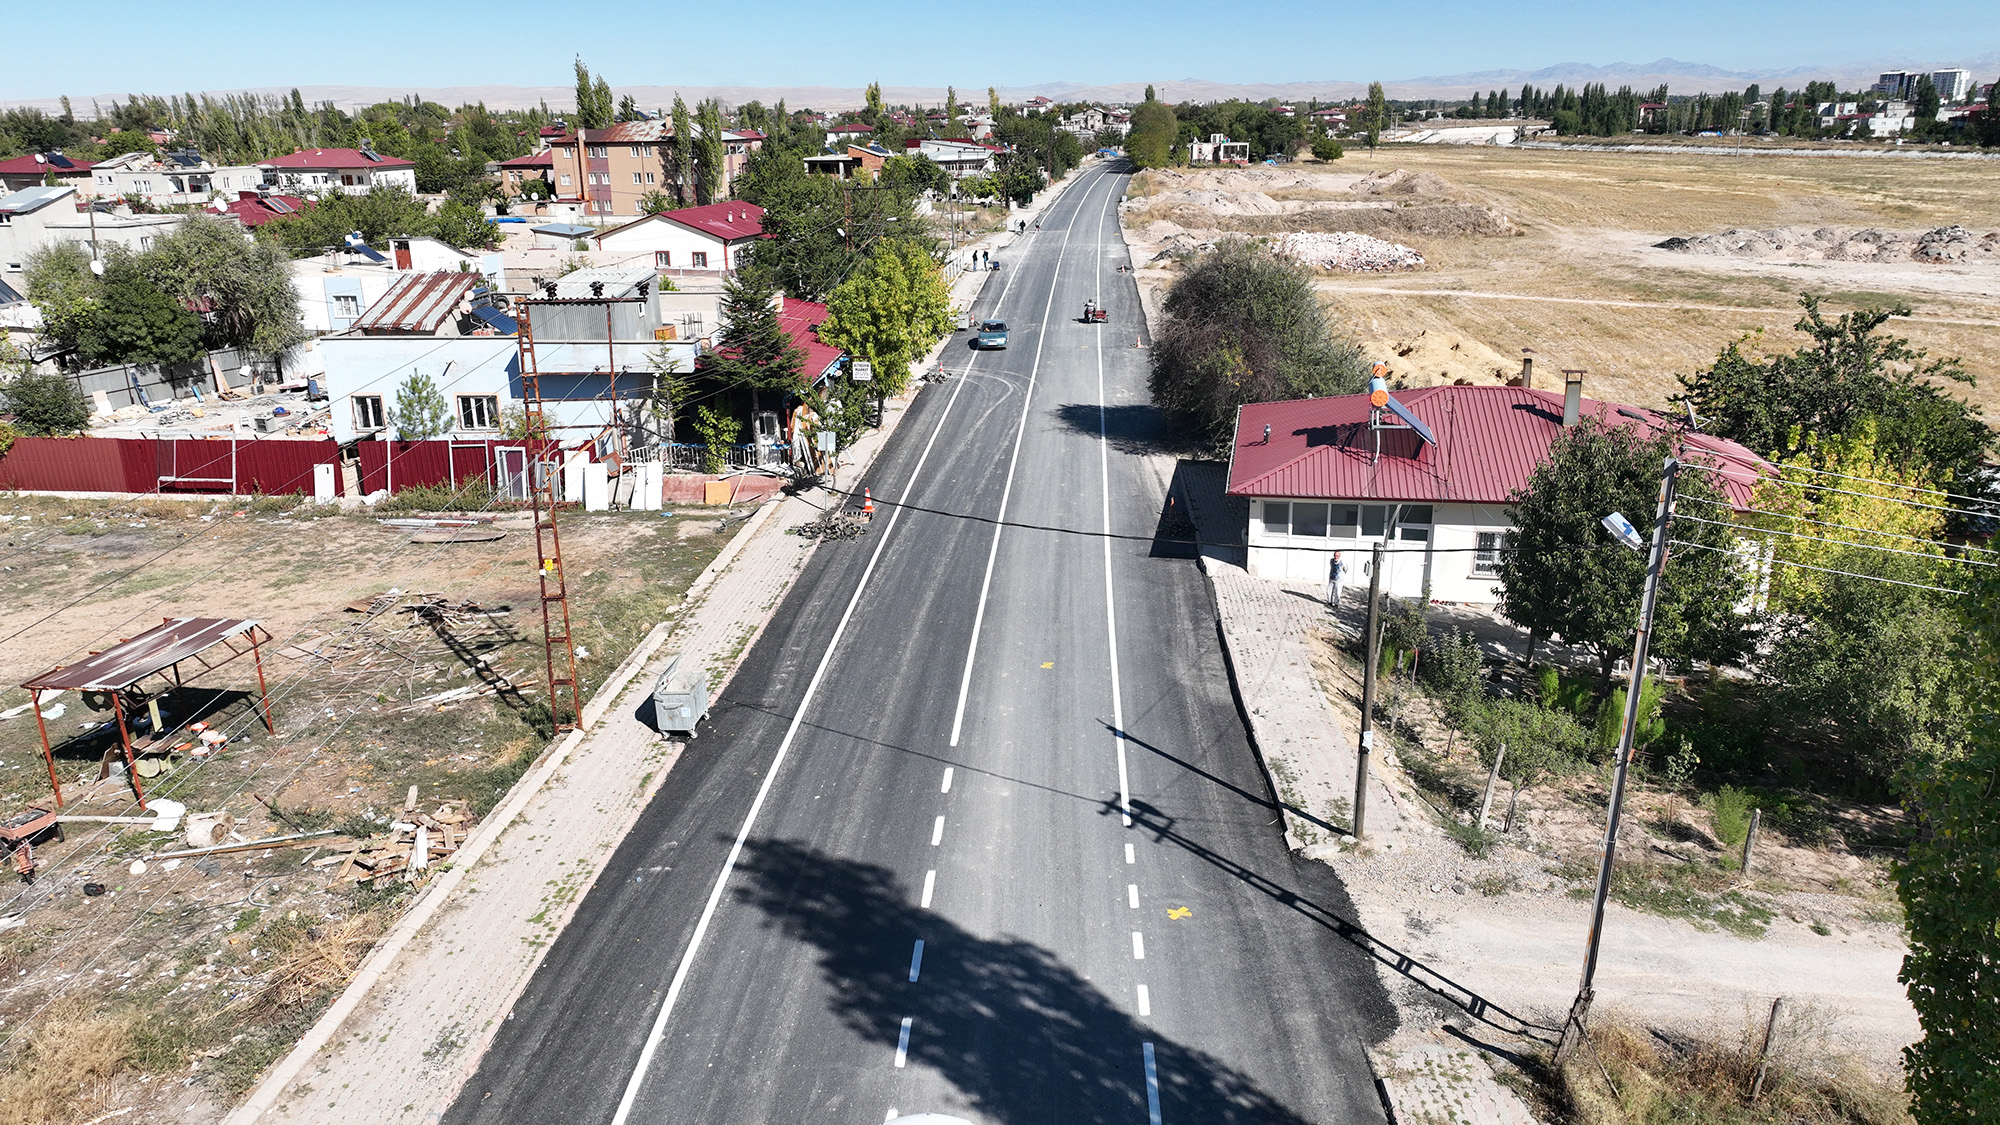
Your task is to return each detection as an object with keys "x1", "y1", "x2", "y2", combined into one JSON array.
[
  {"x1": 33, "y1": 154, "x2": 45, "y2": 164},
  {"x1": 89, "y1": 259, "x2": 104, "y2": 276}
]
